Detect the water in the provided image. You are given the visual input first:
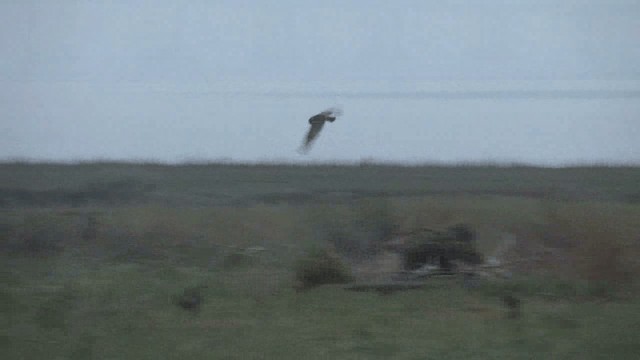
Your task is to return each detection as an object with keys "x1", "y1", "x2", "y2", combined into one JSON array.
[{"x1": 2, "y1": 81, "x2": 639, "y2": 165}]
